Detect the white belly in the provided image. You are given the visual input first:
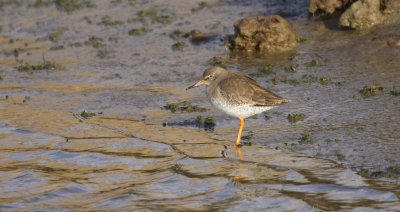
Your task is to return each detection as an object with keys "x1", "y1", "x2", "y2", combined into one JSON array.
[{"x1": 208, "y1": 90, "x2": 274, "y2": 118}]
